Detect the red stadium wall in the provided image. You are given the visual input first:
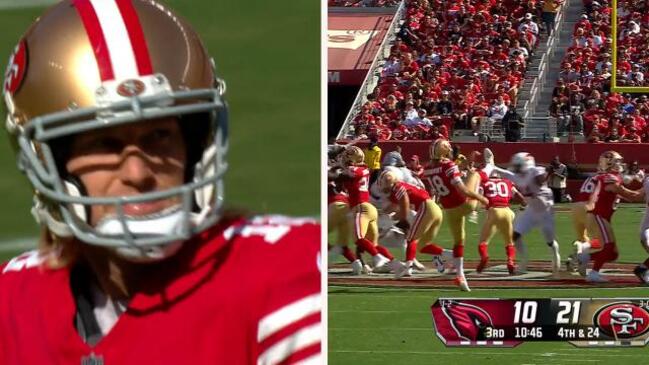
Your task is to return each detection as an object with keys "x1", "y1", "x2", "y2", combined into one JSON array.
[{"x1": 370, "y1": 142, "x2": 649, "y2": 166}]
